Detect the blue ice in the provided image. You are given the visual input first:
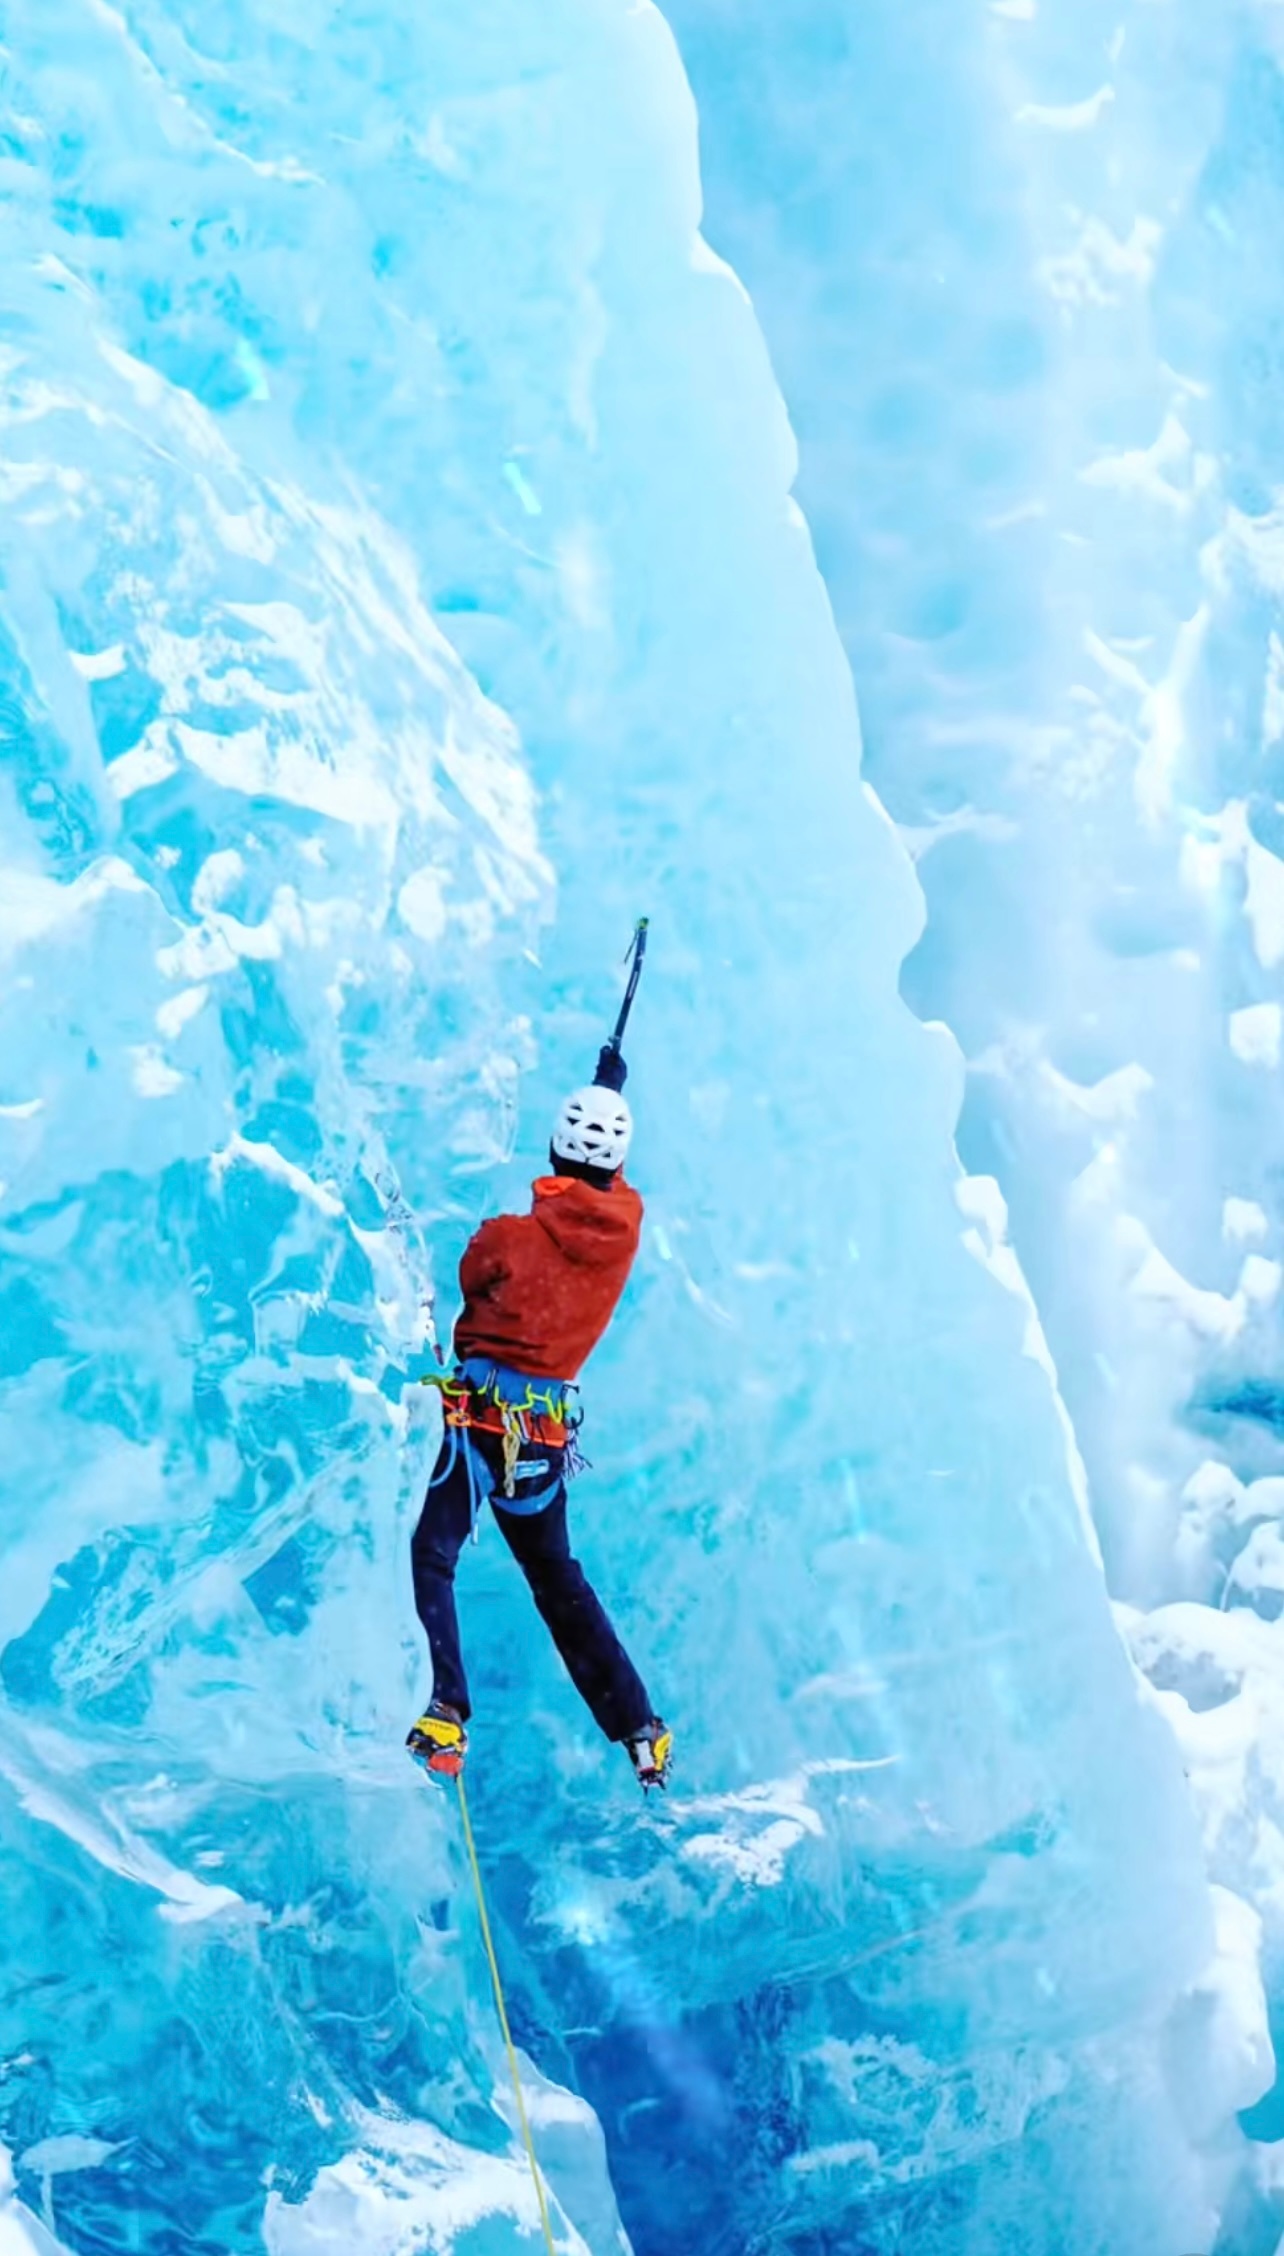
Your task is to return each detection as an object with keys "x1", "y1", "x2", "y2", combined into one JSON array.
[{"x1": 0, "y1": 0, "x2": 1261, "y2": 2250}]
